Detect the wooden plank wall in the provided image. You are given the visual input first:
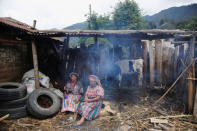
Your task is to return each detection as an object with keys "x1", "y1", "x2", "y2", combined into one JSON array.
[
  {"x1": 141, "y1": 37, "x2": 197, "y2": 114},
  {"x1": 142, "y1": 39, "x2": 189, "y2": 87}
]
